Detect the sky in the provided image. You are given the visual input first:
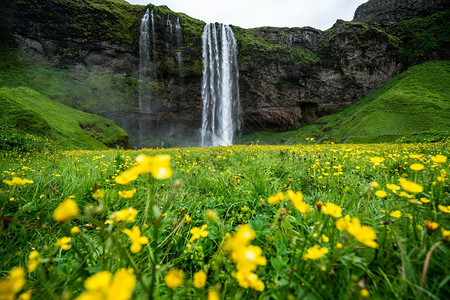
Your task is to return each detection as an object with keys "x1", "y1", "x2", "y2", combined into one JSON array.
[{"x1": 125, "y1": 0, "x2": 368, "y2": 30}]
